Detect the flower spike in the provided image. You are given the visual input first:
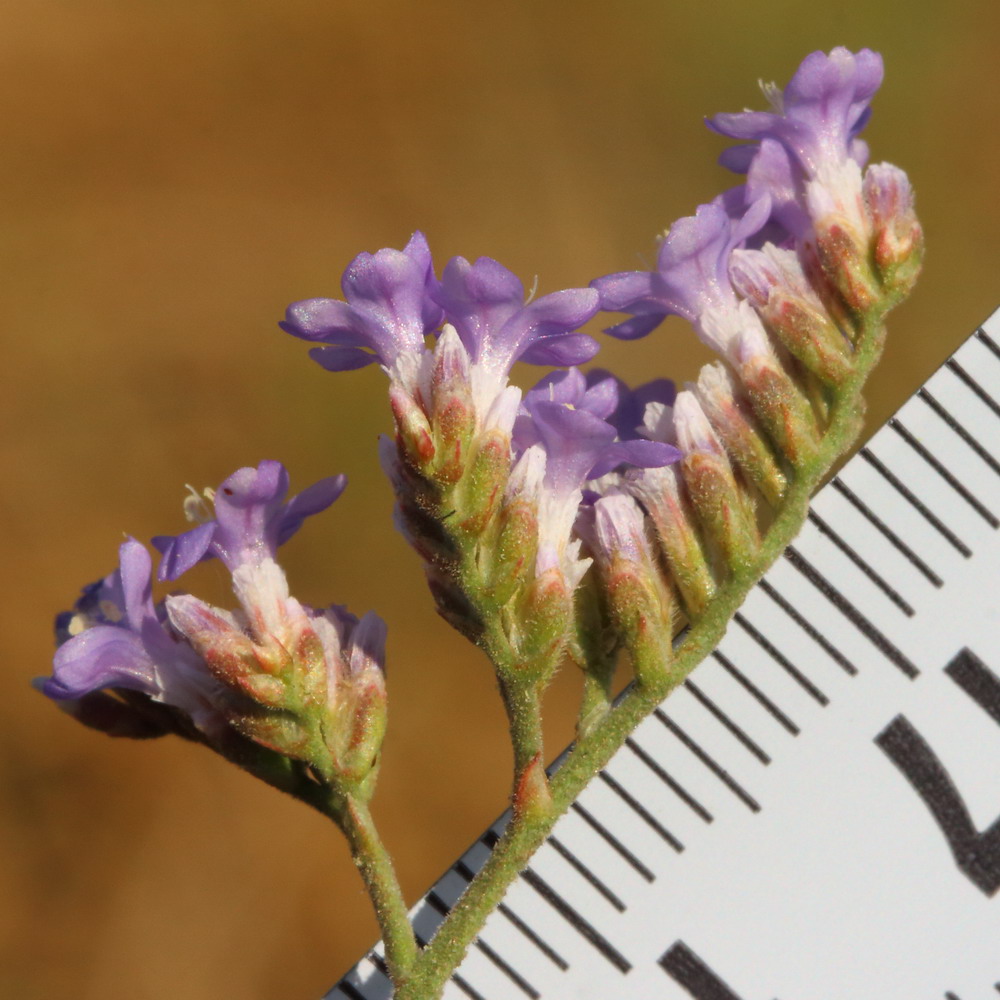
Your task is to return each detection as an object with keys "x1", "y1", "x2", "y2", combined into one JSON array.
[{"x1": 41, "y1": 463, "x2": 388, "y2": 801}]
